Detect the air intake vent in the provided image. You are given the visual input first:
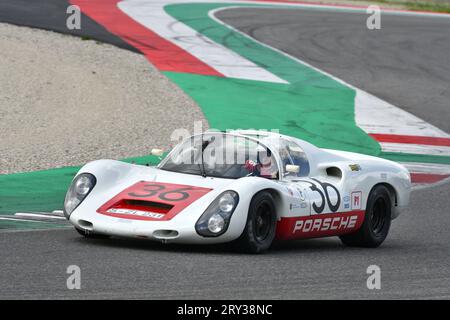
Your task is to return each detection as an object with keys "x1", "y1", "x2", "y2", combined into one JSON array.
[
  {"x1": 326, "y1": 167, "x2": 342, "y2": 179},
  {"x1": 124, "y1": 200, "x2": 173, "y2": 212}
]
